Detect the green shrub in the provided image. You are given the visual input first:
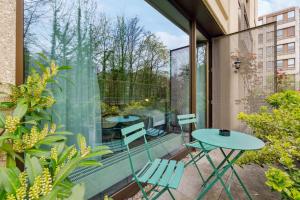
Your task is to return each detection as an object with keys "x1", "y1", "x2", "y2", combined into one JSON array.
[
  {"x1": 237, "y1": 90, "x2": 300, "y2": 200},
  {"x1": 0, "y1": 58, "x2": 112, "y2": 200}
]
